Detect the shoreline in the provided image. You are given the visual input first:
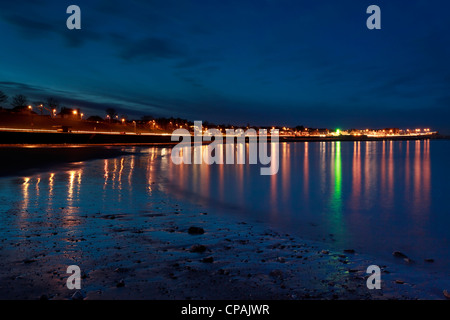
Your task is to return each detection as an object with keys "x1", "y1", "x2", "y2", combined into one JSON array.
[
  {"x1": 0, "y1": 129, "x2": 442, "y2": 146},
  {"x1": 0, "y1": 146, "x2": 130, "y2": 177}
]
